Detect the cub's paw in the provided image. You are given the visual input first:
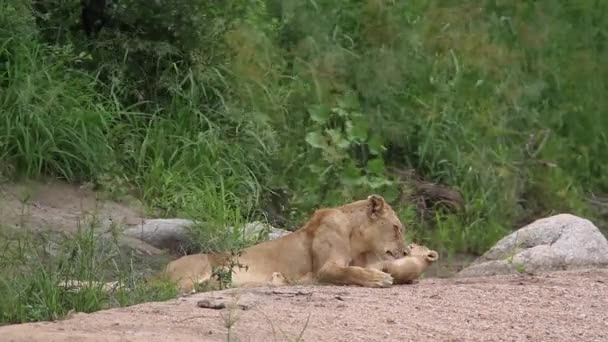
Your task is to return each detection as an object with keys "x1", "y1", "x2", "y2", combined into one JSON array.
[{"x1": 367, "y1": 269, "x2": 393, "y2": 288}]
